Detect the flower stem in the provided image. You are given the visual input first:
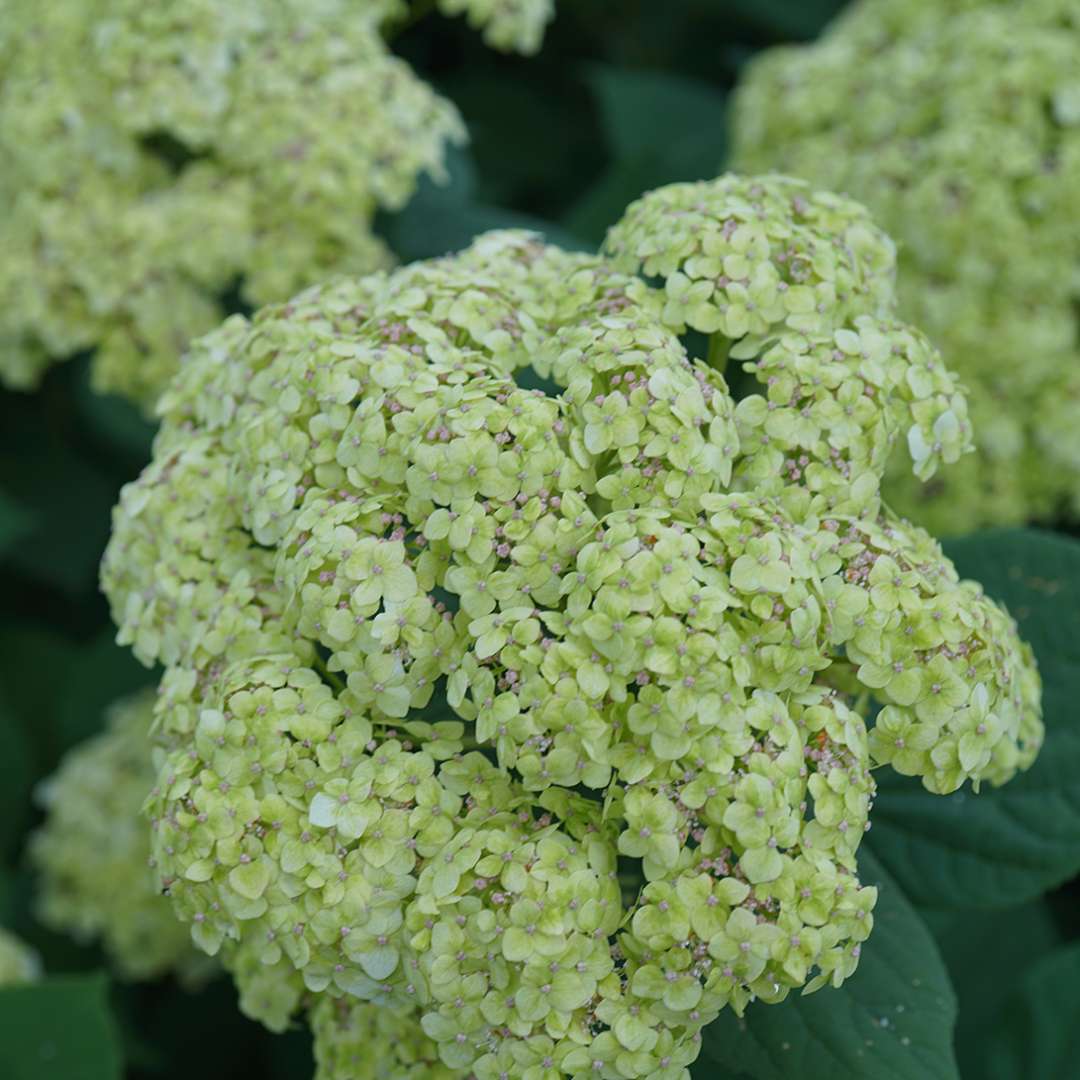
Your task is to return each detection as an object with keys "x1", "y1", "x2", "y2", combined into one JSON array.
[
  {"x1": 706, "y1": 333, "x2": 730, "y2": 374},
  {"x1": 313, "y1": 653, "x2": 346, "y2": 694}
]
